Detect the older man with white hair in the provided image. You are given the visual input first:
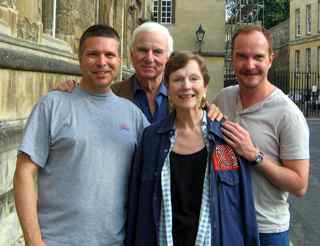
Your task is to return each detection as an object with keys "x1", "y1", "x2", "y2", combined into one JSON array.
[{"x1": 111, "y1": 22, "x2": 173, "y2": 123}]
